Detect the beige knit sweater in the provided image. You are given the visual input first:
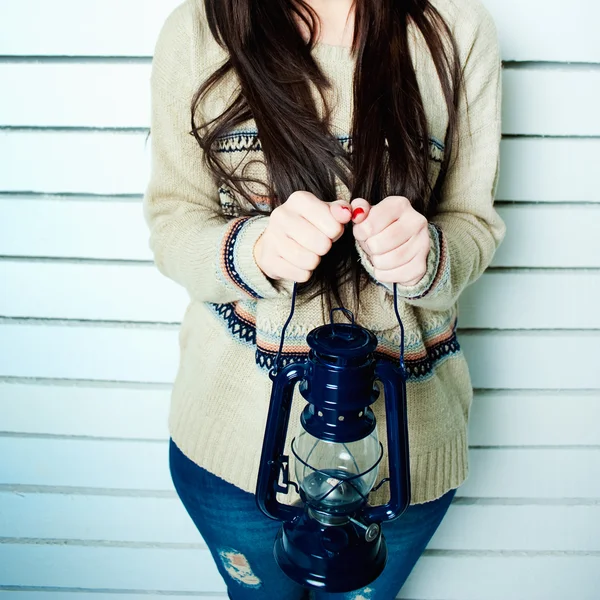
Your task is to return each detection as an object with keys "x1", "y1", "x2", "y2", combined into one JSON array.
[{"x1": 144, "y1": 0, "x2": 505, "y2": 505}]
